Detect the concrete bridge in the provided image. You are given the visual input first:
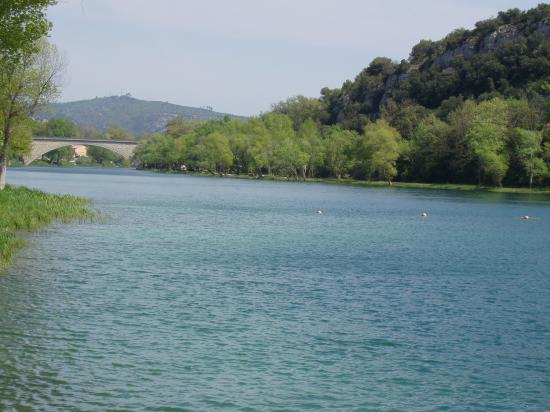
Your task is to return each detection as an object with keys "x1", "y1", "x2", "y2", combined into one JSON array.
[{"x1": 24, "y1": 137, "x2": 138, "y2": 165}]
